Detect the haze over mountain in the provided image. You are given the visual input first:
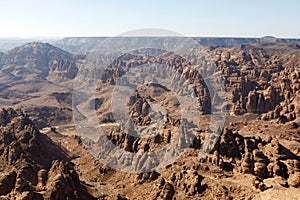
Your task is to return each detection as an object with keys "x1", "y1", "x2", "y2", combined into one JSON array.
[
  {"x1": 0, "y1": 38, "x2": 59, "y2": 52},
  {"x1": 1, "y1": 36, "x2": 300, "y2": 54}
]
